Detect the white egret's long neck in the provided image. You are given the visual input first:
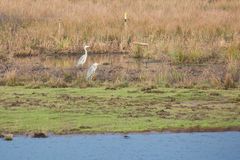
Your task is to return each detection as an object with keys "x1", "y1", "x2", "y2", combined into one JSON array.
[{"x1": 84, "y1": 48, "x2": 88, "y2": 55}]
